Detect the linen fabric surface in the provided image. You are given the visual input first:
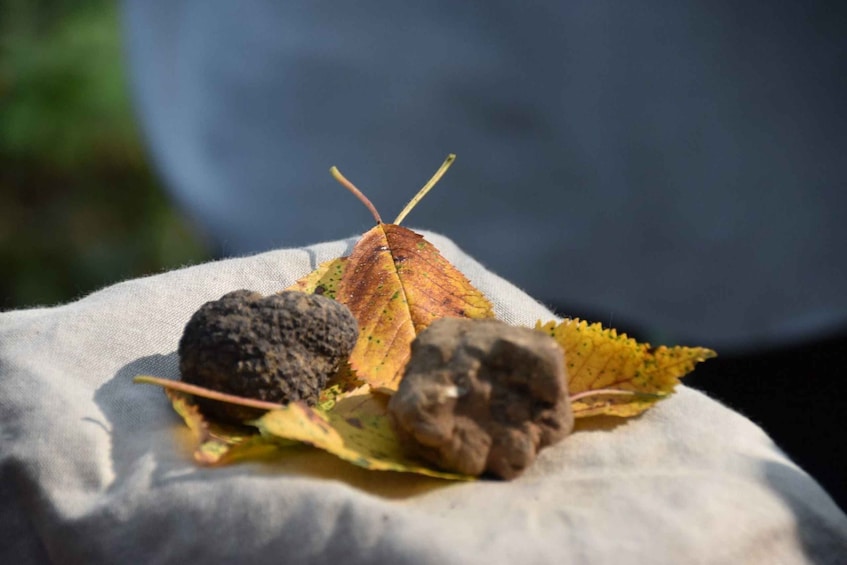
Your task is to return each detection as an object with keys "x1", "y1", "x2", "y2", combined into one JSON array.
[{"x1": 2, "y1": 233, "x2": 846, "y2": 564}]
